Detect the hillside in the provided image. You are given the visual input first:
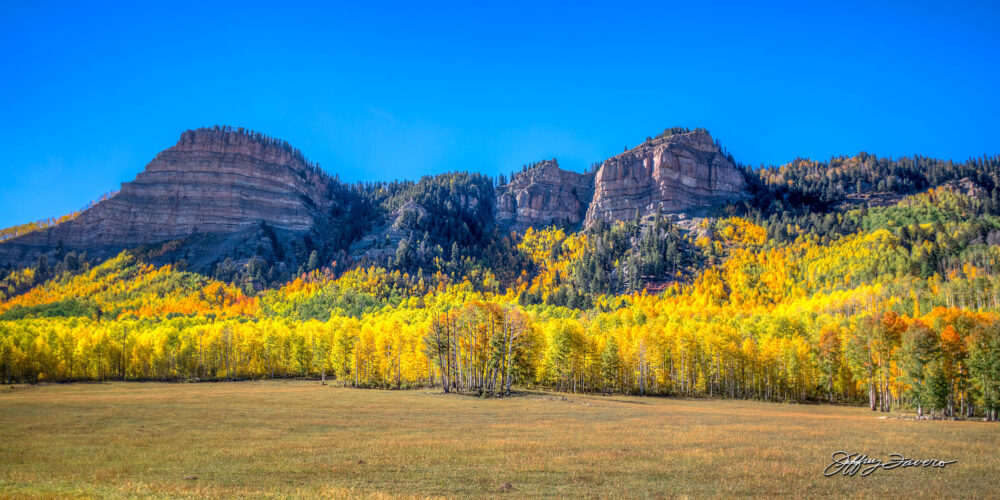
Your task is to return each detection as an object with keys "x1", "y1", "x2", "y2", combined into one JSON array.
[
  {"x1": 1, "y1": 126, "x2": 1000, "y2": 419},
  {"x1": 0, "y1": 126, "x2": 373, "y2": 278},
  {"x1": 0, "y1": 126, "x2": 746, "y2": 284}
]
